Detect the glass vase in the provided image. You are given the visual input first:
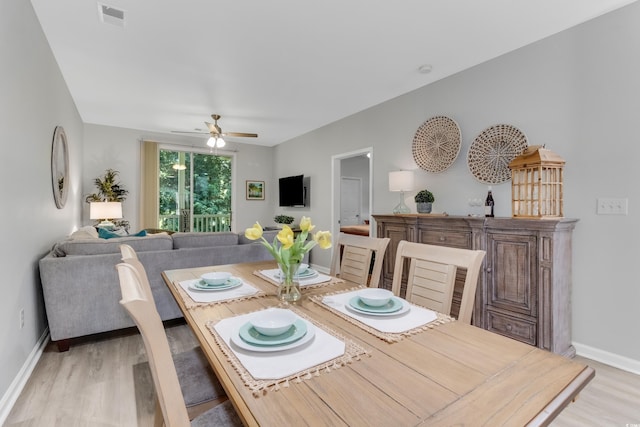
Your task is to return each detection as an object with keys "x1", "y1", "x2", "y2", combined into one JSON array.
[{"x1": 277, "y1": 262, "x2": 302, "y2": 303}]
